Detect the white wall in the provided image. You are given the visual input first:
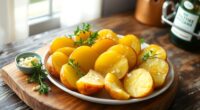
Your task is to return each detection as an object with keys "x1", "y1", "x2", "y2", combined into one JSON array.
[{"x1": 0, "y1": 0, "x2": 29, "y2": 47}]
